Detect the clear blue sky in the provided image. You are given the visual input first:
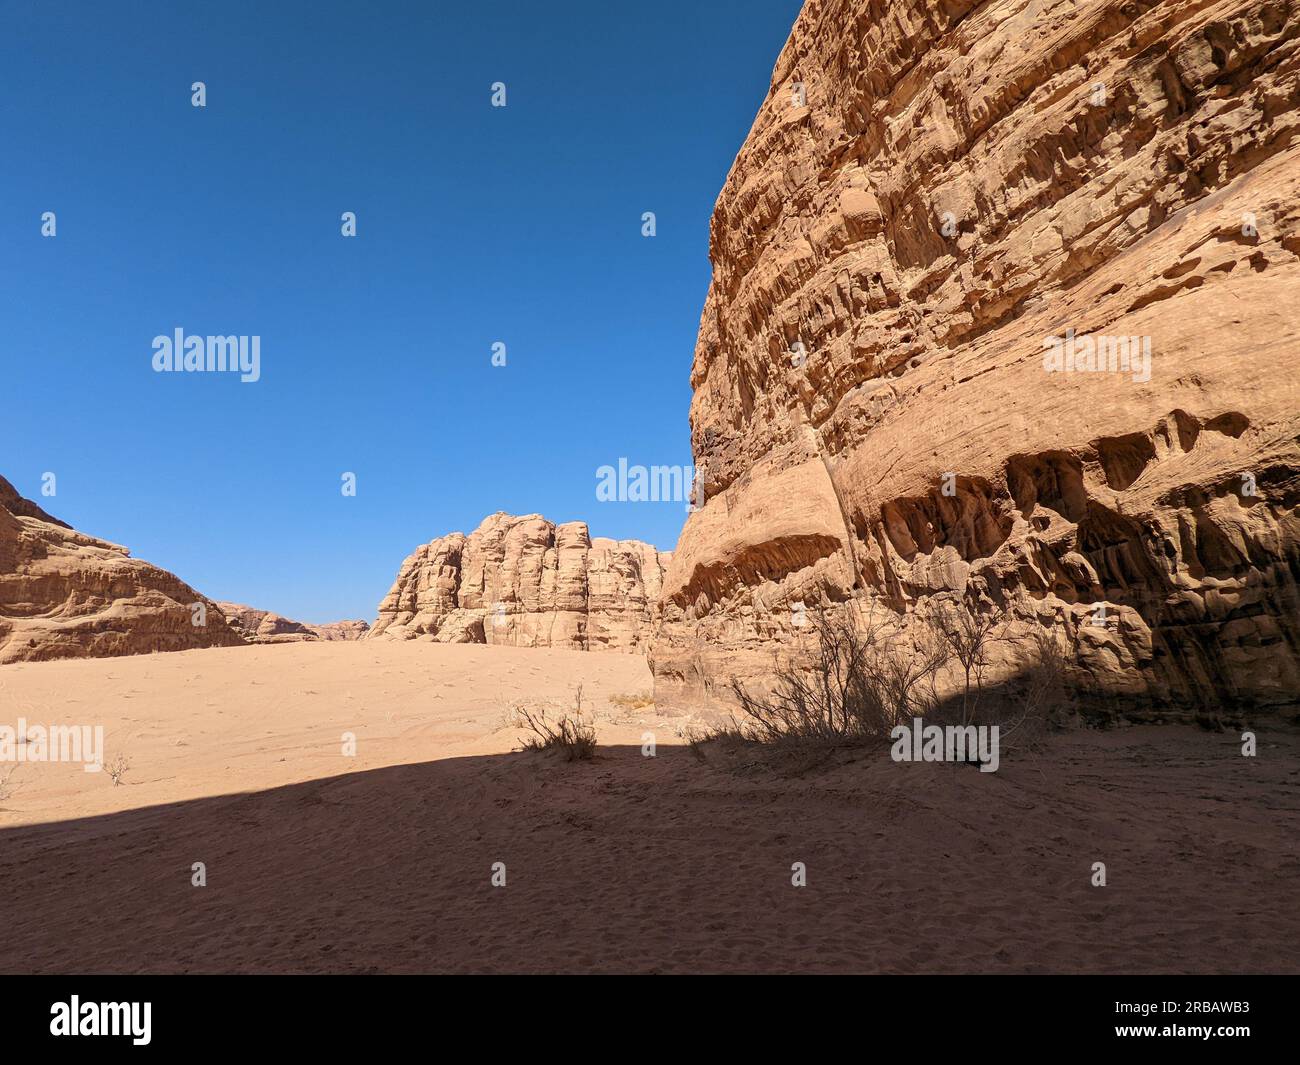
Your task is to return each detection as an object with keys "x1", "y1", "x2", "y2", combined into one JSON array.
[{"x1": 2, "y1": 0, "x2": 802, "y2": 623}]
